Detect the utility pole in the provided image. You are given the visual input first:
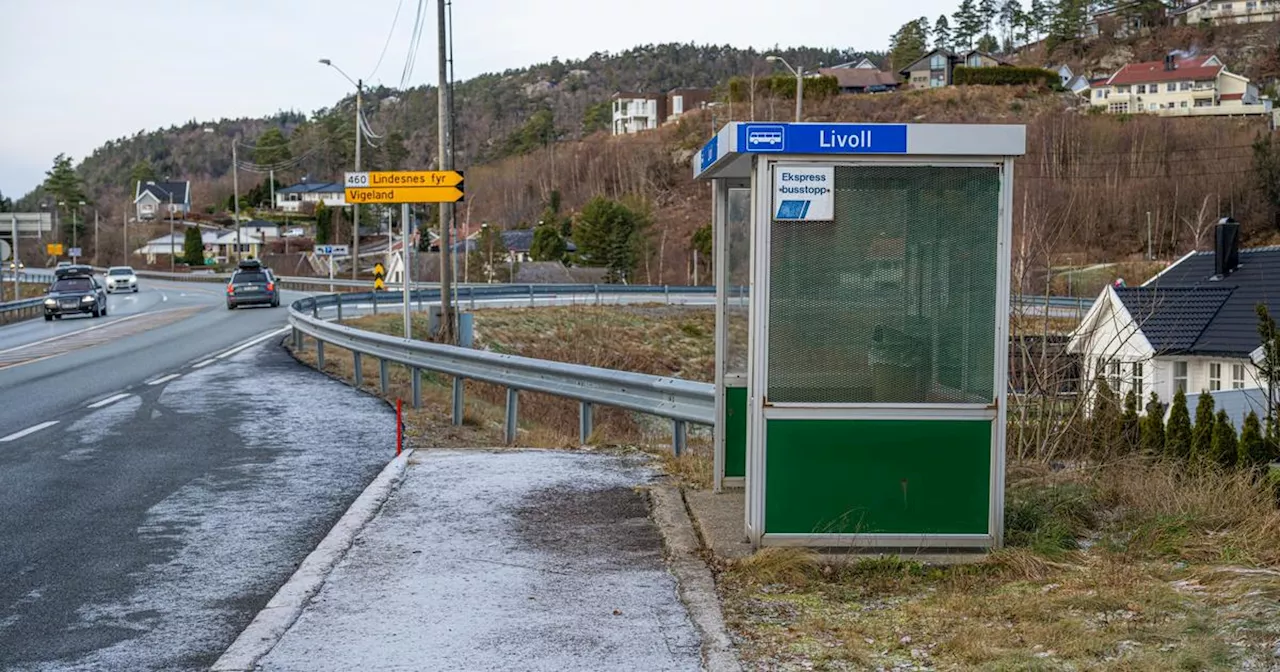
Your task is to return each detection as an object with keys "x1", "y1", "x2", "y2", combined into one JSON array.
[
  {"x1": 352, "y1": 78, "x2": 363, "y2": 280},
  {"x1": 169, "y1": 193, "x2": 175, "y2": 272},
  {"x1": 437, "y1": 0, "x2": 455, "y2": 344},
  {"x1": 403, "y1": 202, "x2": 412, "y2": 339},
  {"x1": 1146, "y1": 211, "x2": 1153, "y2": 260},
  {"x1": 10, "y1": 212, "x2": 18, "y2": 300},
  {"x1": 93, "y1": 209, "x2": 99, "y2": 267},
  {"x1": 233, "y1": 138, "x2": 241, "y2": 262},
  {"x1": 122, "y1": 207, "x2": 127, "y2": 265}
]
